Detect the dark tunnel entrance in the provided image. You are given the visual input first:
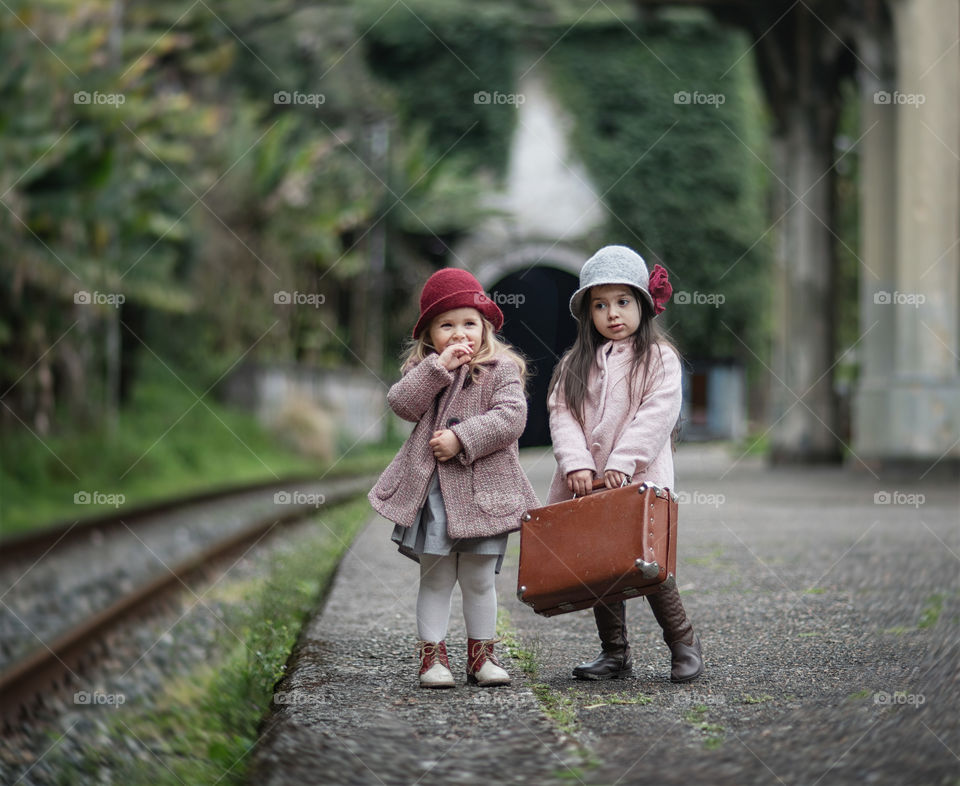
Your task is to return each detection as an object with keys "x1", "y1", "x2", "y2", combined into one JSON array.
[{"x1": 489, "y1": 266, "x2": 579, "y2": 447}]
